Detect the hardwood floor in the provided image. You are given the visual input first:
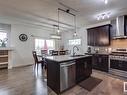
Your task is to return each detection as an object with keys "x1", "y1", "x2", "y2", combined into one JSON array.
[
  {"x1": 0, "y1": 65, "x2": 126, "y2": 95},
  {"x1": 0, "y1": 65, "x2": 47, "y2": 95}
]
